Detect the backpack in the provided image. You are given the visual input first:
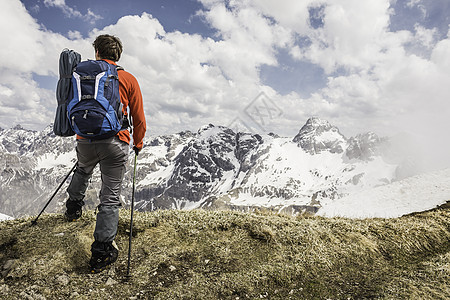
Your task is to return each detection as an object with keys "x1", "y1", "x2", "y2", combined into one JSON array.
[
  {"x1": 54, "y1": 49, "x2": 81, "y2": 137},
  {"x1": 67, "y1": 60, "x2": 124, "y2": 140}
]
